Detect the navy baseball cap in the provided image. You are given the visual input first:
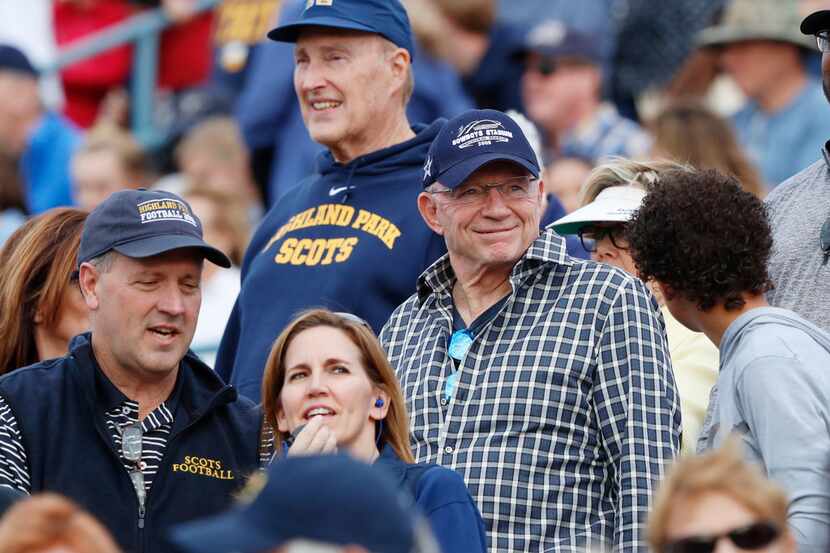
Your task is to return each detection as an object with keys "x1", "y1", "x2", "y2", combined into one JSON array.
[
  {"x1": 513, "y1": 20, "x2": 603, "y2": 65},
  {"x1": 267, "y1": 0, "x2": 414, "y2": 55},
  {"x1": 424, "y1": 109, "x2": 541, "y2": 189},
  {"x1": 0, "y1": 44, "x2": 38, "y2": 77},
  {"x1": 801, "y1": 10, "x2": 830, "y2": 35},
  {"x1": 169, "y1": 454, "x2": 417, "y2": 553},
  {"x1": 77, "y1": 189, "x2": 231, "y2": 269}
]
